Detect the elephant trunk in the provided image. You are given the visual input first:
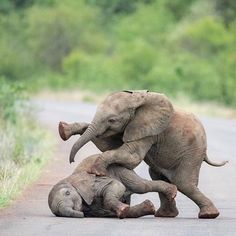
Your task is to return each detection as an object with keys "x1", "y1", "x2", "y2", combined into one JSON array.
[
  {"x1": 62, "y1": 206, "x2": 84, "y2": 218},
  {"x1": 69, "y1": 123, "x2": 97, "y2": 163}
]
